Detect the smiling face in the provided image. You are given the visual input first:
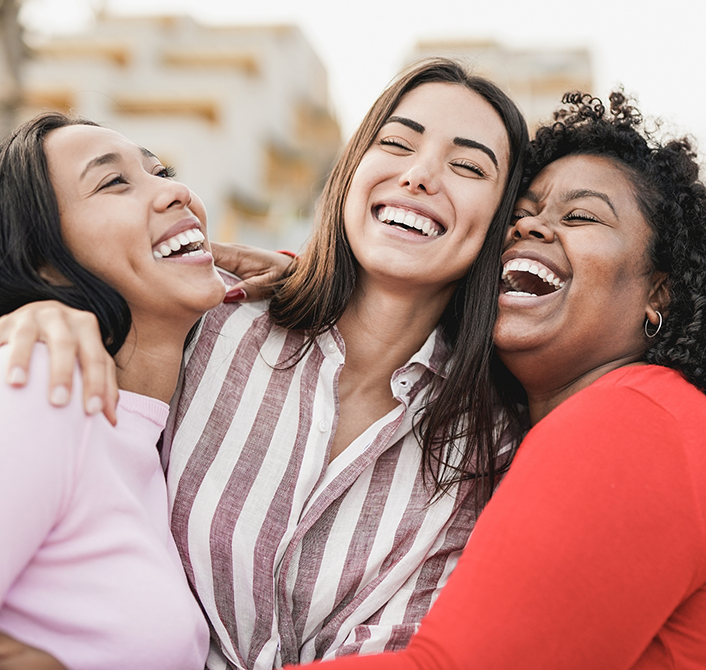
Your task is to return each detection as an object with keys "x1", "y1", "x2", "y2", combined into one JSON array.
[
  {"x1": 494, "y1": 154, "x2": 667, "y2": 398},
  {"x1": 44, "y1": 124, "x2": 225, "y2": 334},
  {"x1": 343, "y1": 82, "x2": 510, "y2": 297}
]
